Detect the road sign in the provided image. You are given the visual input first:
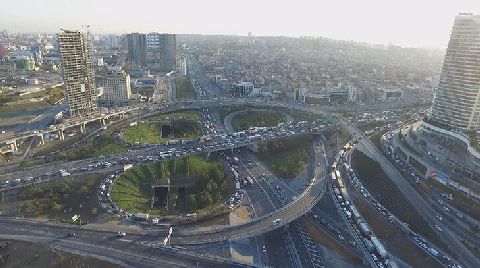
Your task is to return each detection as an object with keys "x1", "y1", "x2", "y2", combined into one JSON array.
[{"x1": 71, "y1": 215, "x2": 79, "y2": 222}]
